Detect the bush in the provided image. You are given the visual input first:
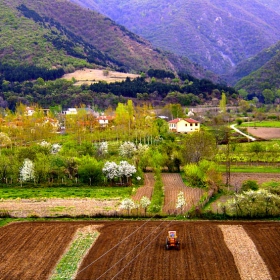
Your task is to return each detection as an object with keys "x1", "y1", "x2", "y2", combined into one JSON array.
[
  {"x1": 236, "y1": 119, "x2": 243, "y2": 125},
  {"x1": 241, "y1": 180, "x2": 259, "y2": 192}
]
